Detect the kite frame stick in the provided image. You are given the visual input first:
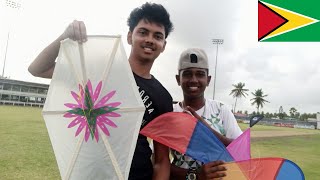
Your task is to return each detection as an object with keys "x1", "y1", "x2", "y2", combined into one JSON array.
[
  {"x1": 61, "y1": 42, "x2": 86, "y2": 180},
  {"x1": 101, "y1": 36, "x2": 120, "y2": 83},
  {"x1": 42, "y1": 107, "x2": 146, "y2": 115},
  {"x1": 101, "y1": 134, "x2": 124, "y2": 180},
  {"x1": 64, "y1": 135, "x2": 85, "y2": 180},
  {"x1": 99, "y1": 37, "x2": 124, "y2": 180},
  {"x1": 78, "y1": 43, "x2": 88, "y2": 85}
]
